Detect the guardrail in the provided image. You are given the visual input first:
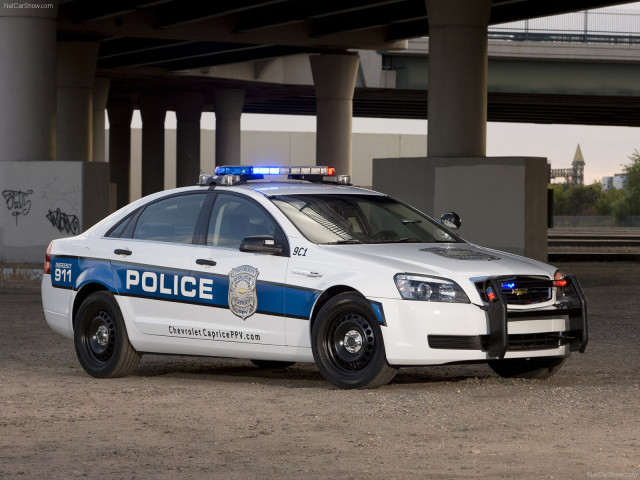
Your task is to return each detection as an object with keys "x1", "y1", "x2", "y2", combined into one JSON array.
[
  {"x1": 489, "y1": 9, "x2": 640, "y2": 45},
  {"x1": 547, "y1": 229, "x2": 640, "y2": 261}
]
